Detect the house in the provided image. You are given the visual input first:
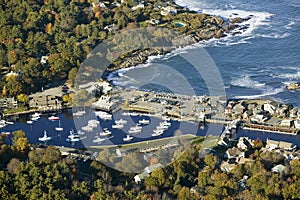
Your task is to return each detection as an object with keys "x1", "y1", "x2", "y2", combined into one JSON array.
[
  {"x1": 5, "y1": 71, "x2": 18, "y2": 77},
  {"x1": 132, "y1": 3, "x2": 144, "y2": 10},
  {"x1": 97, "y1": 81, "x2": 112, "y2": 94},
  {"x1": 237, "y1": 137, "x2": 253, "y2": 150},
  {"x1": 294, "y1": 120, "x2": 300, "y2": 129},
  {"x1": 220, "y1": 161, "x2": 236, "y2": 172},
  {"x1": 271, "y1": 164, "x2": 286, "y2": 174},
  {"x1": 134, "y1": 163, "x2": 162, "y2": 183},
  {"x1": 0, "y1": 97, "x2": 18, "y2": 109},
  {"x1": 266, "y1": 138, "x2": 297, "y2": 151},
  {"x1": 218, "y1": 137, "x2": 230, "y2": 147},
  {"x1": 161, "y1": 6, "x2": 177, "y2": 16},
  {"x1": 280, "y1": 119, "x2": 292, "y2": 128},
  {"x1": 278, "y1": 141, "x2": 297, "y2": 151},
  {"x1": 266, "y1": 138, "x2": 279, "y2": 150},
  {"x1": 91, "y1": 95, "x2": 115, "y2": 111},
  {"x1": 29, "y1": 95, "x2": 62, "y2": 109},
  {"x1": 104, "y1": 24, "x2": 118, "y2": 32},
  {"x1": 225, "y1": 147, "x2": 245, "y2": 161},
  {"x1": 40, "y1": 56, "x2": 49, "y2": 64},
  {"x1": 263, "y1": 101, "x2": 279, "y2": 114}
]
